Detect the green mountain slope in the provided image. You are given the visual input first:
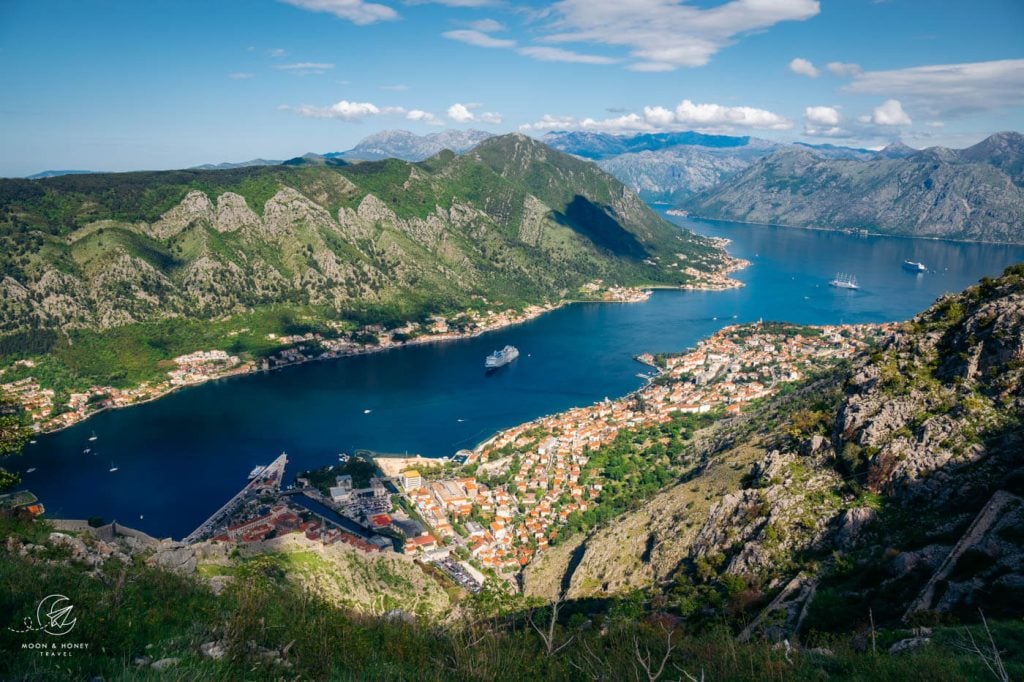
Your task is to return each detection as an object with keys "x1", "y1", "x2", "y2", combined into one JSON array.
[
  {"x1": 685, "y1": 131, "x2": 1024, "y2": 243},
  {"x1": 0, "y1": 134, "x2": 730, "y2": 386}
]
